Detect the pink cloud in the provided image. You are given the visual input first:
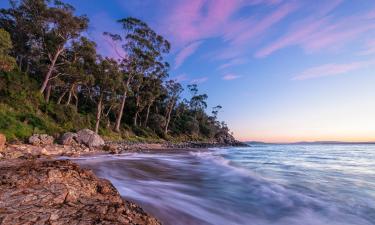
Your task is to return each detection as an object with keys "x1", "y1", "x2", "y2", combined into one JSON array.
[
  {"x1": 360, "y1": 39, "x2": 375, "y2": 55},
  {"x1": 222, "y1": 73, "x2": 241, "y2": 80},
  {"x1": 191, "y1": 77, "x2": 208, "y2": 84},
  {"x1": 162, "y1": 0, "x2": 282, "y2": 47},
  {"x1": 172, "y1": 73, "x2": 189, "y2": 82},
  {"x1": 174, "y1": 41, "x2": 203, "y2": 69},
  {"x1": 255, "y1": 1, "x2": 375, "y2": 58},
  {"x1": 218, "y1": 58, "x2": 247, "y2": 70},
  {"x1": 227, "y1": 2, "x2": 298, "y2": 45},
  {"x1": 292, "y1": 60, "x2": 375, "y2": 80}
]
